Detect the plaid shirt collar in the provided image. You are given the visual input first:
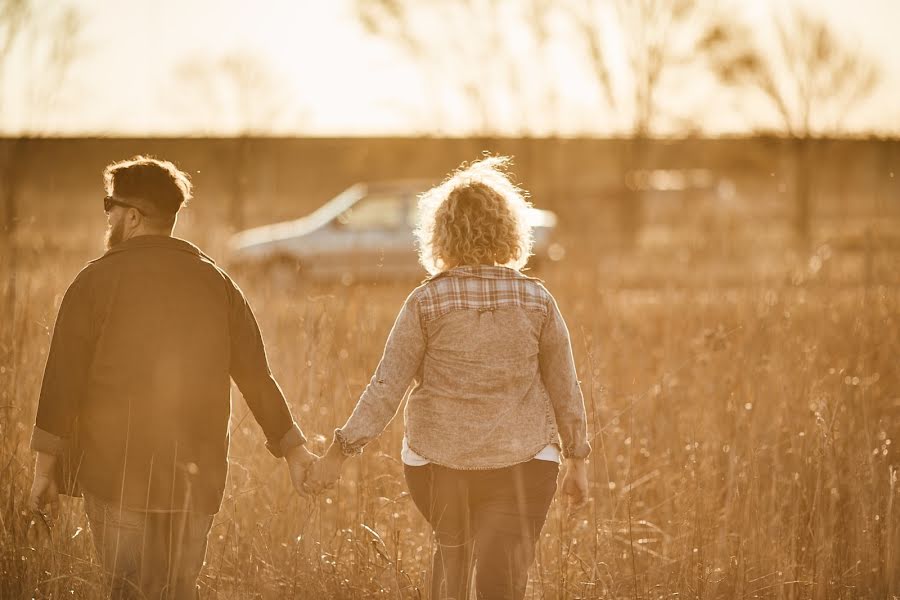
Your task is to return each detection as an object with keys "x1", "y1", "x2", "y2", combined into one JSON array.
[
  {"x1": 417, "y1": 265, "x2": 547, "y2": 324},
  {"x1": 435, "y1": 265, "x2": 533, "y2": 281}
]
